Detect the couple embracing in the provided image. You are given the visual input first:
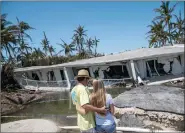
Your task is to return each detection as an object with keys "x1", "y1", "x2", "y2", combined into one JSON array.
[{"x1": 71, "y1": 69, "x2": 116, "y2": 133}]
